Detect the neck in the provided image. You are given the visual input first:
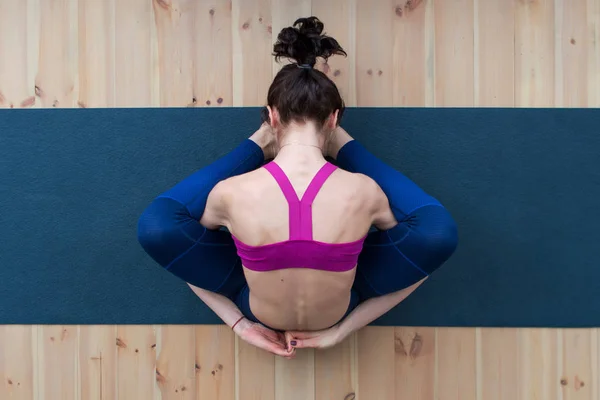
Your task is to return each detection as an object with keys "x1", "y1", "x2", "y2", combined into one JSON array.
[{"x1": 275, "y1": 123, "x2": 326, "y2": 164}]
